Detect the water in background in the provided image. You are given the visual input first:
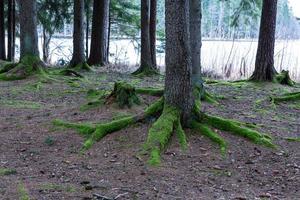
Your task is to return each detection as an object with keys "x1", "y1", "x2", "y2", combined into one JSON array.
[{"x1": 11, "y1": 38, "x2": 300, "y2": 81}]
